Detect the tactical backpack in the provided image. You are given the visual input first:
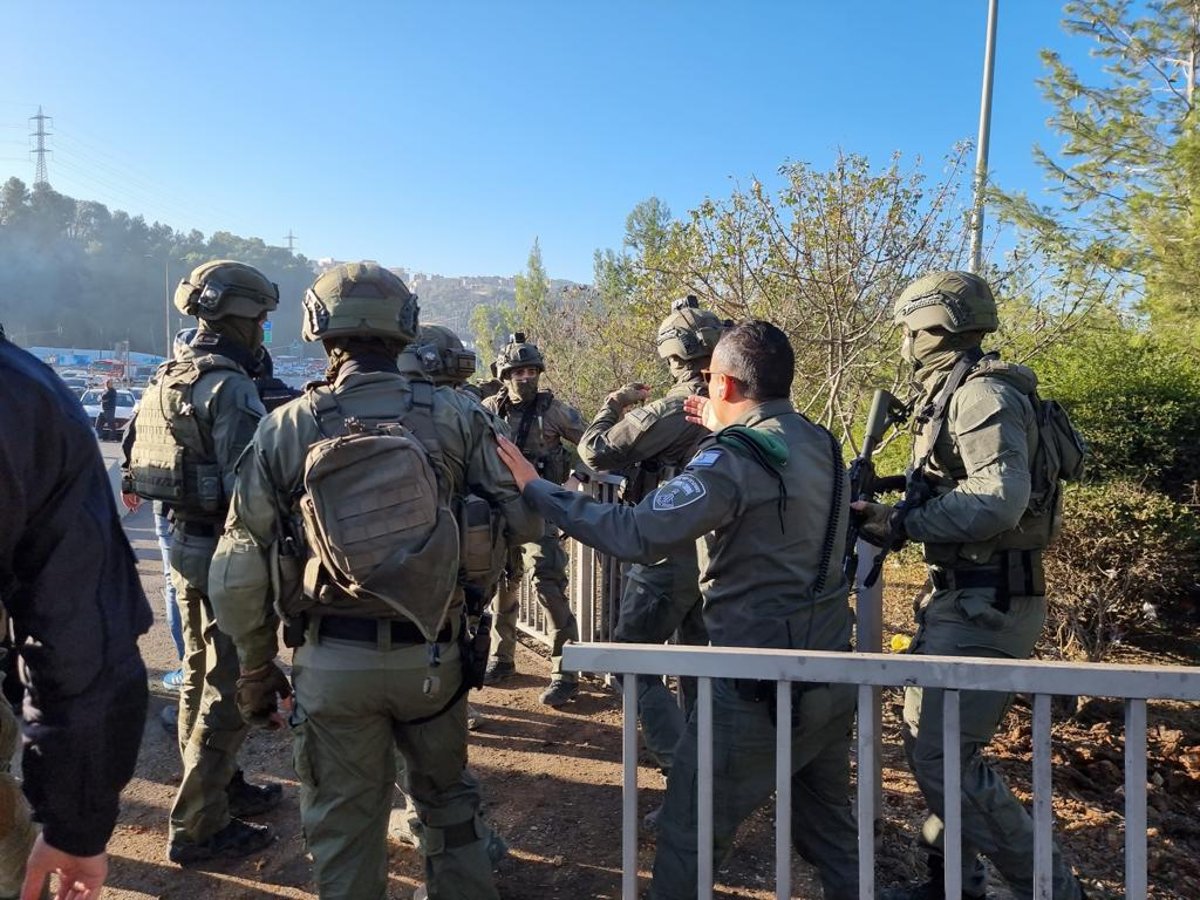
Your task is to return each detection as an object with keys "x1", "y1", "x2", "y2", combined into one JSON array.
[
  {"x1": 129, "y1": 356, "x2": 243, "y2": 519},
  {"x1": 297, "y1": 380, "x2": 460, "y2": 641},
  {"x1": 916, "y1": 349, "x2": 1087, "y2": 549}
]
